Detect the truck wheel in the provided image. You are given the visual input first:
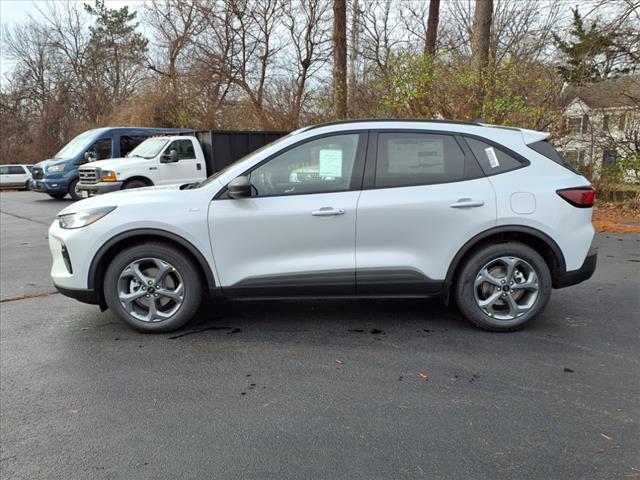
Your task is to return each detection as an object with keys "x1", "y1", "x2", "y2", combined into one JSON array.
[
  {"x1": 123, "y1": 180, "x2": 149, "y2": 189},
  {"x1": 454, "y1": 242, "x2": 551, "y2": 332},
  {"x1": 48, "y1": 193, "x2": 67, "y2": 200},
  {"x1": 103, "y1": 242, "x2": 203, "y2": 333},
  {"x1": 68, "y1": 178, "x2": 82, "y2": 201}
]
